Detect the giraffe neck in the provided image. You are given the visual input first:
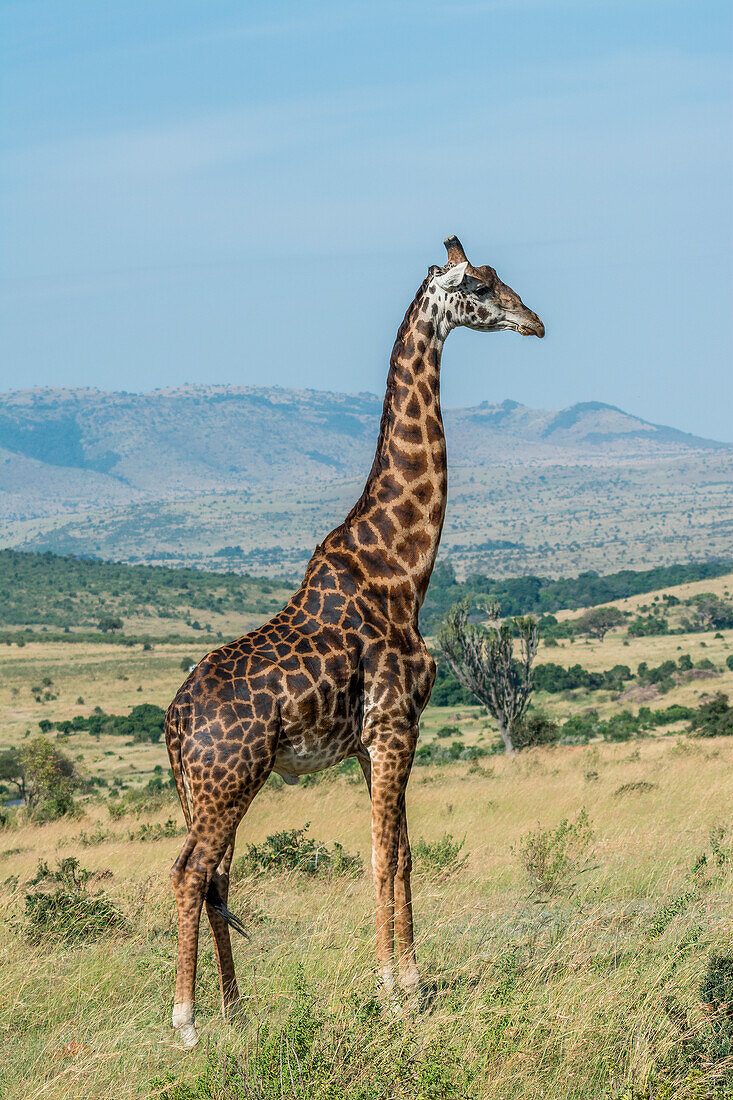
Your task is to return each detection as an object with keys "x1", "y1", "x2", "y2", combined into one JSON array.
[{"x1": 344, "y1": 277, "x2": 448, "y2": 602}]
